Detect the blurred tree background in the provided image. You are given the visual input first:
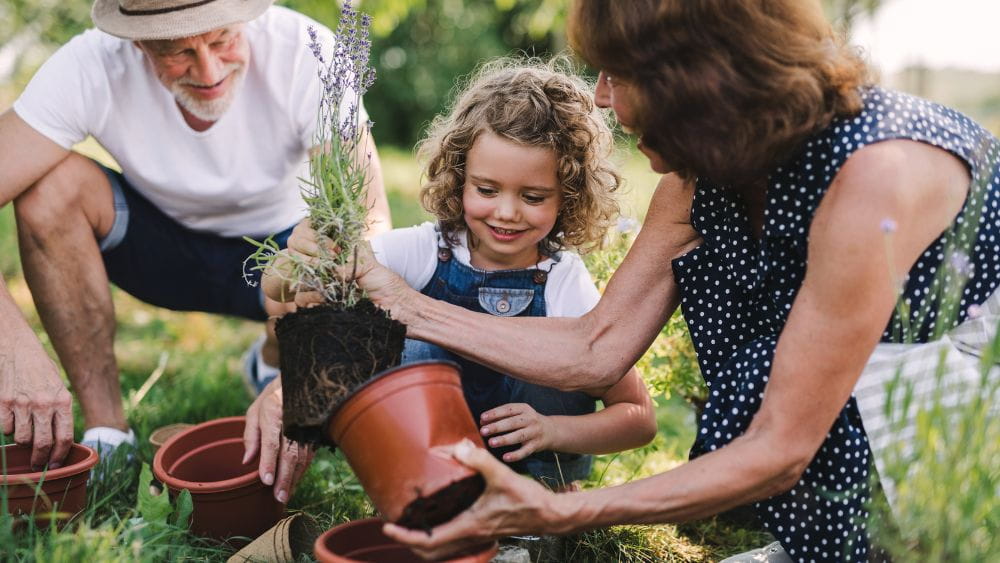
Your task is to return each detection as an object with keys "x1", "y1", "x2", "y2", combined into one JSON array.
[
  {"x1": 0, "y1": 0, "x2": 570, "y2": 148},
  {"x1": 2, "y1": 0, "x2": 997, "y2": 145}
]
